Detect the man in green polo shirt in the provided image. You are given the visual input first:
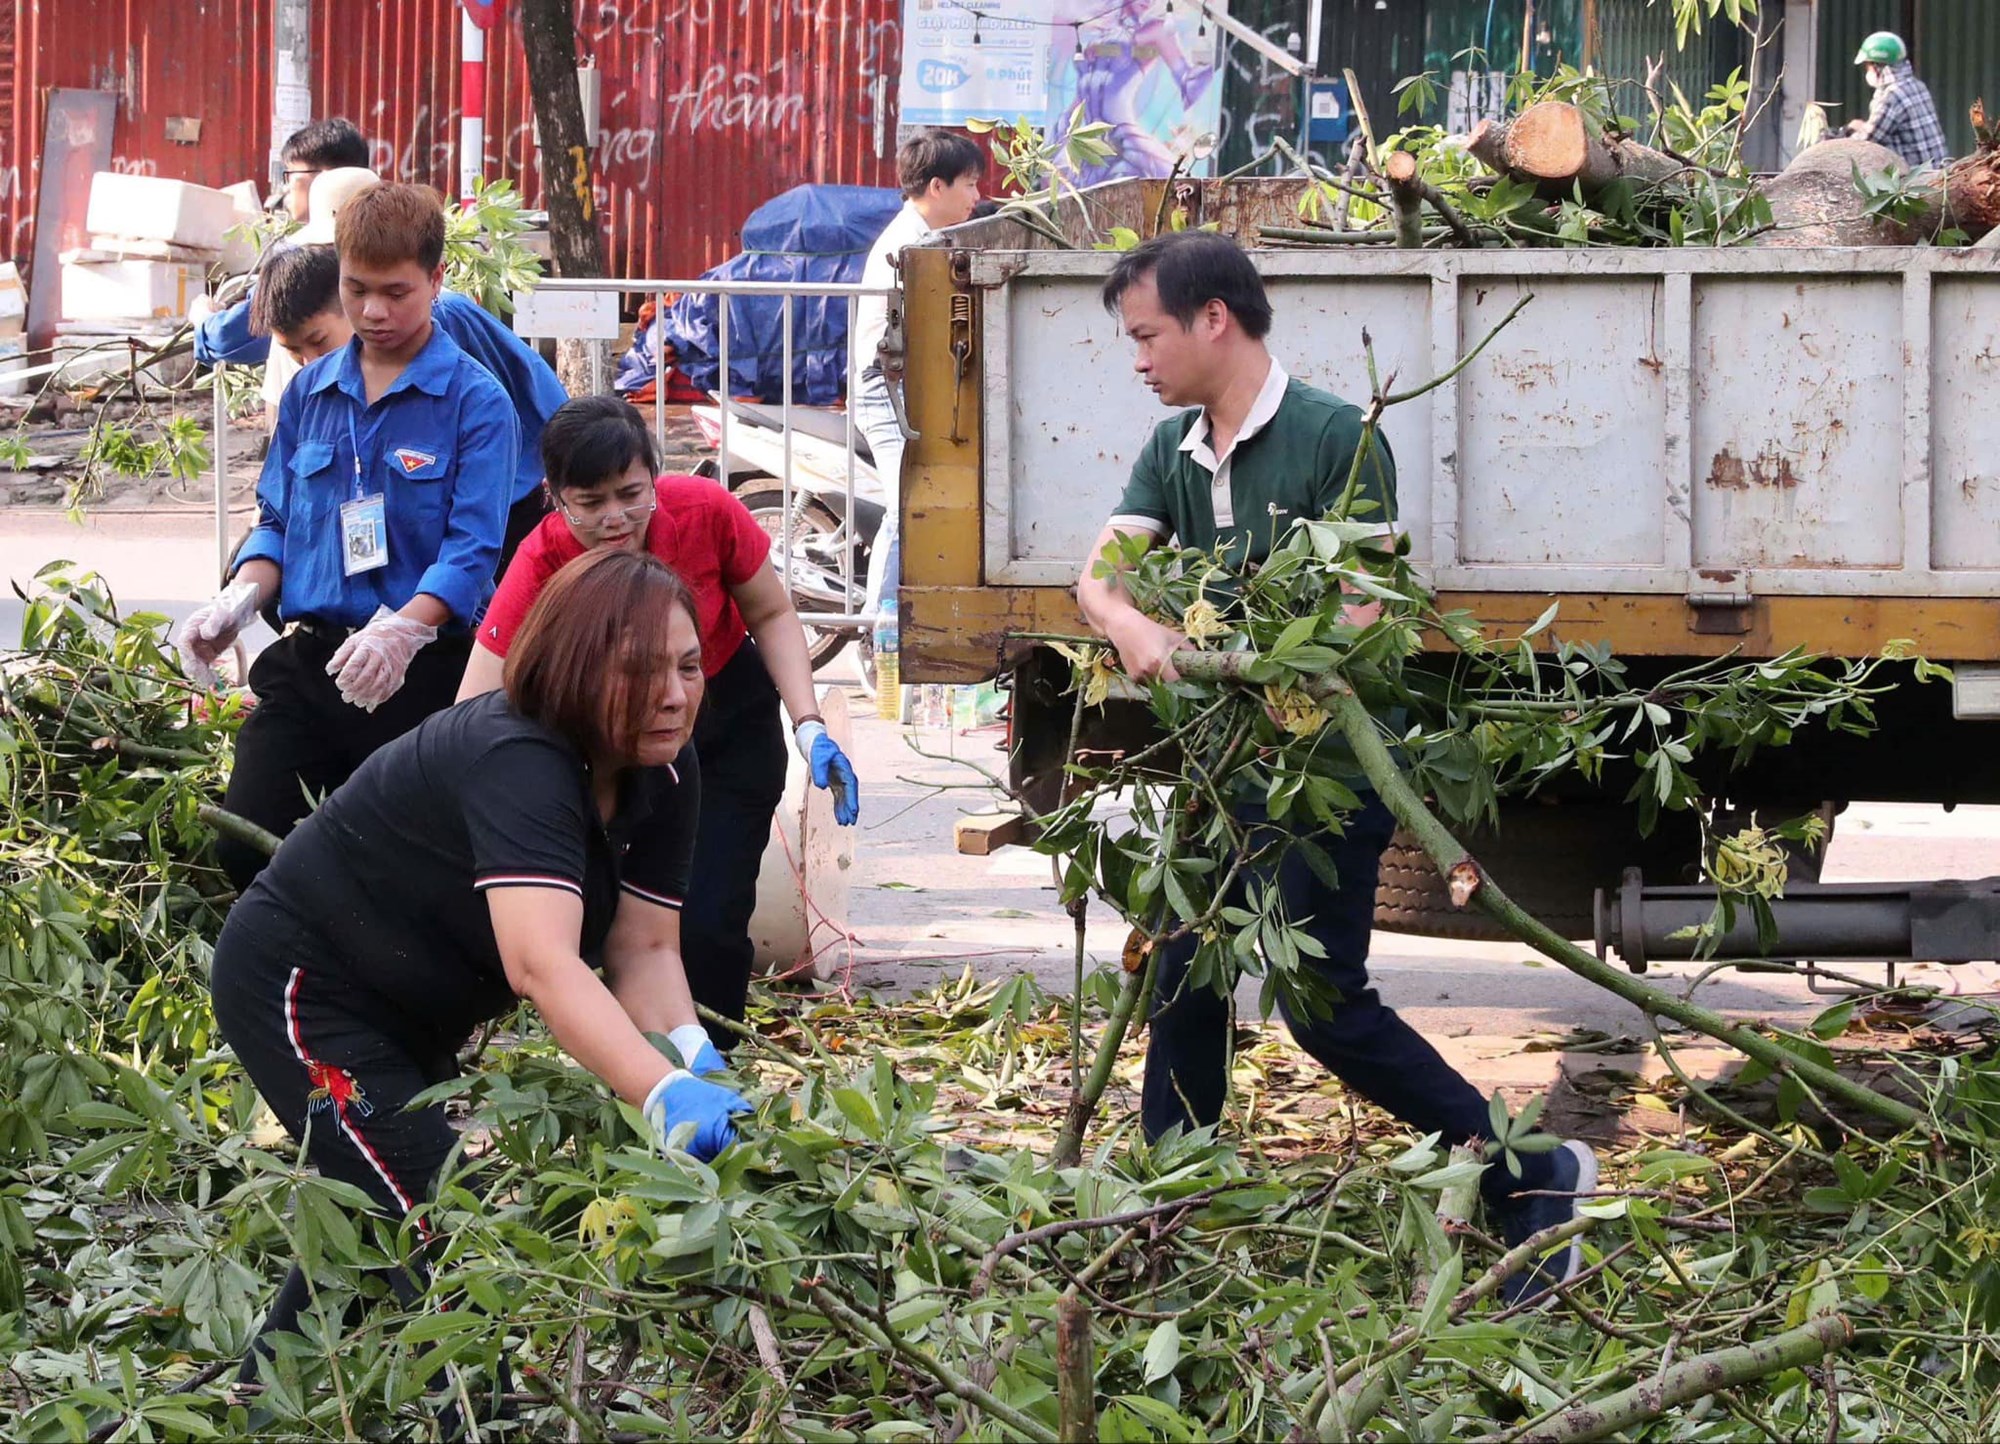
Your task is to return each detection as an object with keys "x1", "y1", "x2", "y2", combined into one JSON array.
[{"x1": 1075, "y1": 231, "x2": 1594, "y2": 1305}]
